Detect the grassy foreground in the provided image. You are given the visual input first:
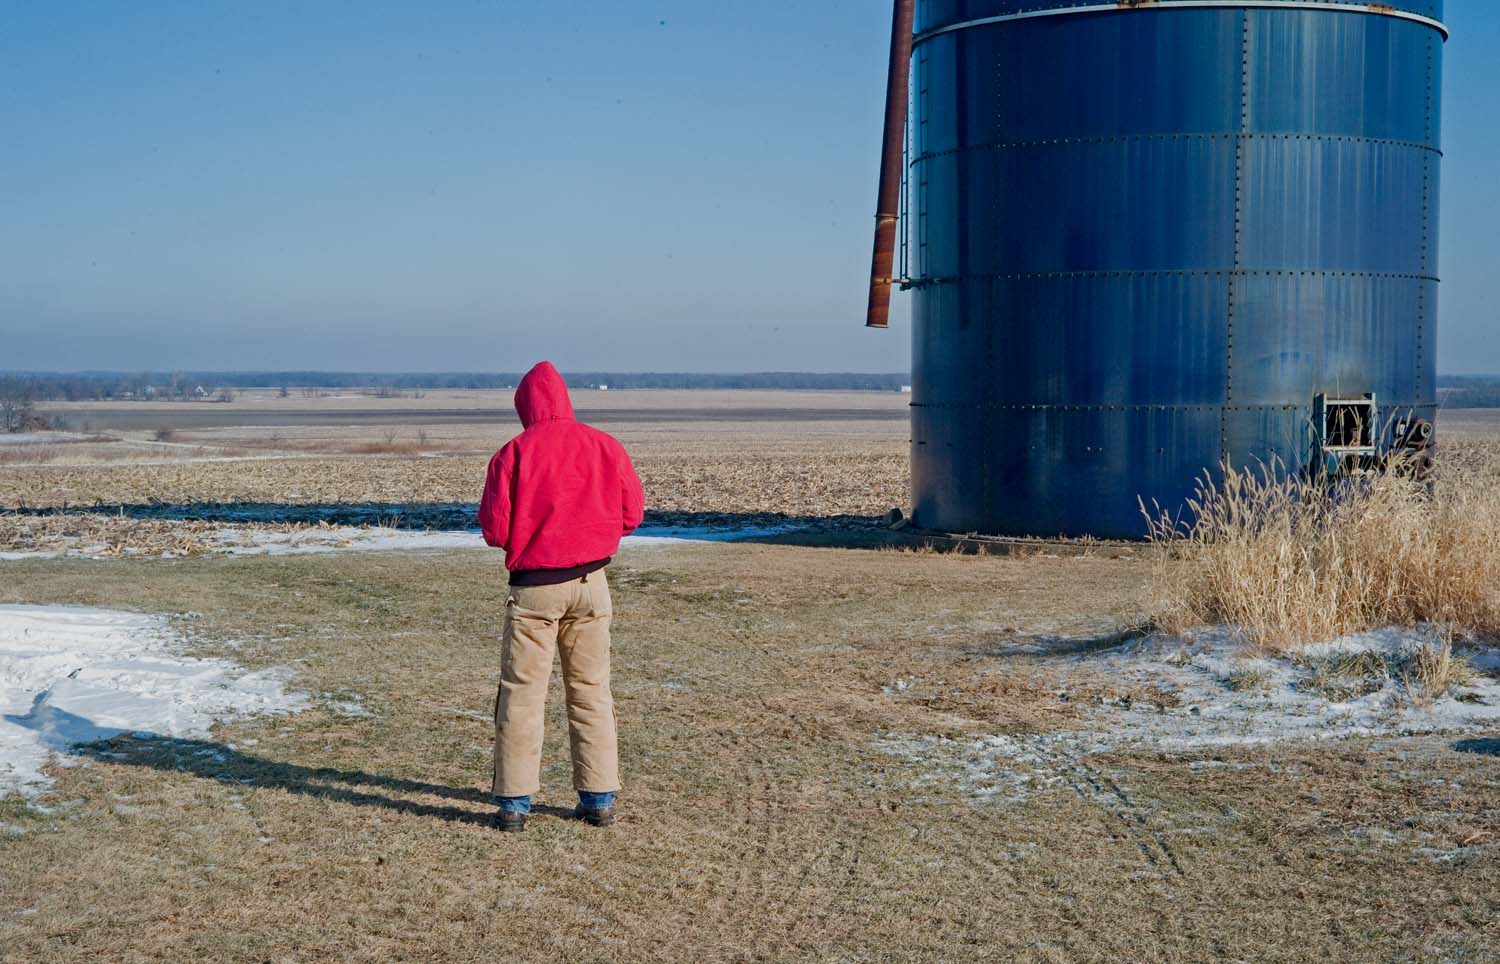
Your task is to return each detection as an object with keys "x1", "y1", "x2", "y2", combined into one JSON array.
[{"x1": 2, "y1": 543, "x2": 1498, "y2": 962}]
